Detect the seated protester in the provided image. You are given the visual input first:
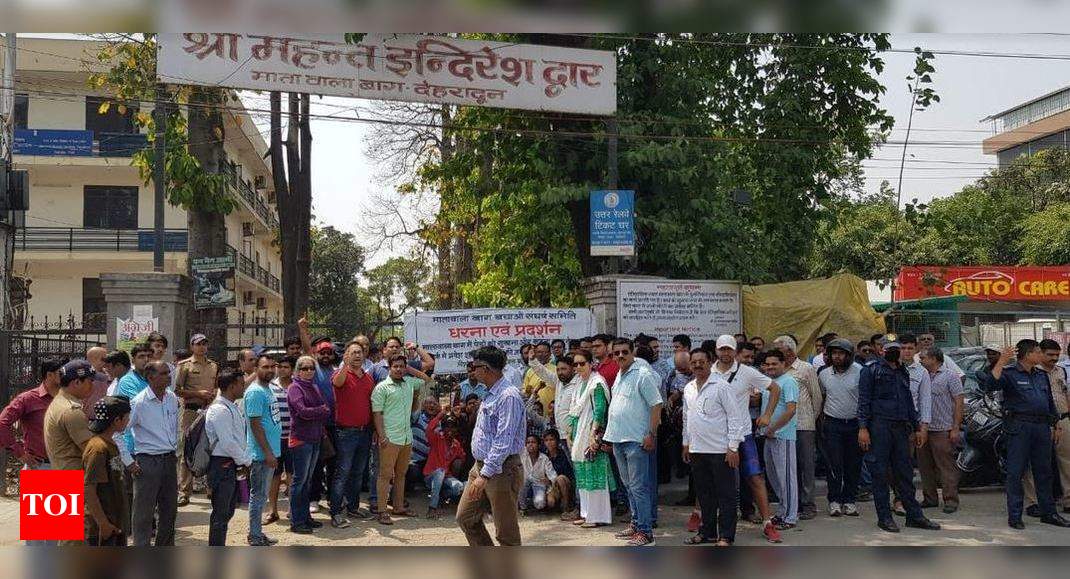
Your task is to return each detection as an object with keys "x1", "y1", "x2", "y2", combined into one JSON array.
[
  {"x1": 410, "y1": 398, "x2": 440, "y2": 479},
  {"x1": 526, "y1": 401, "x2": 548, "y2": 439},
  {"x1": 520, "y1": 434, "x2": 561, "y2": 513},
  {"x1": 423, "y1": 410, "x2": 467, "y2": 519},
  {"x1": 542, "y1": 429, "x2": 576, "y2": 519},
  {"x1": 83, "y1": 396, "x2": 132, "y2": 546}
]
